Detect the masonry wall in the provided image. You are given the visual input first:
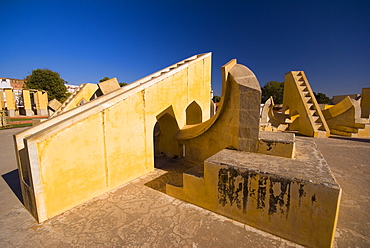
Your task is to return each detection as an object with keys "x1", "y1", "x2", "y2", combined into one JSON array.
[{"x1": 16, "y1": 53, "x2": 212, "y2": 222}]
